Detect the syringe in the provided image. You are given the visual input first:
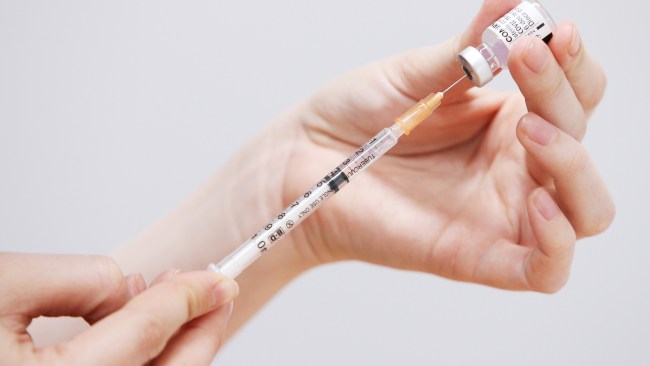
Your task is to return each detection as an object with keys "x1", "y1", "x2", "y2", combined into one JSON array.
[{"x1": 209, "y1": 76, "x2": 466, "y2": 278}]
